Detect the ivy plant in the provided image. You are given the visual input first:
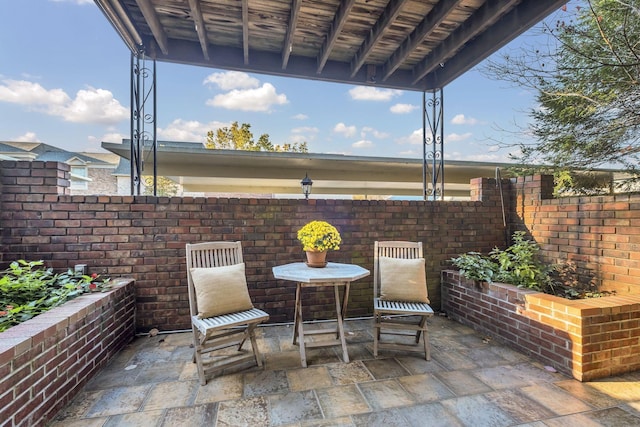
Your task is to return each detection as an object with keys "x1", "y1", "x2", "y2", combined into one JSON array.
[{"x1": 0, "y1": 260, "x2": 111, "y2": 332}]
